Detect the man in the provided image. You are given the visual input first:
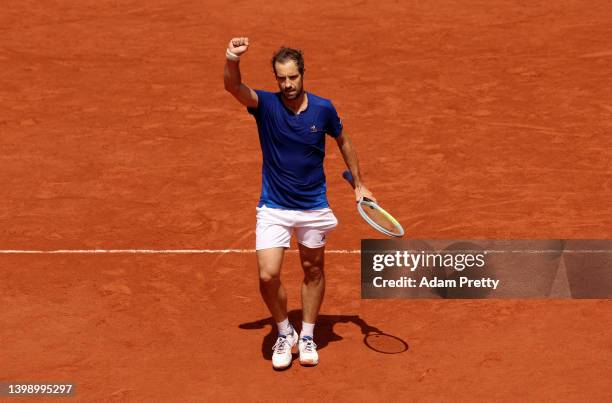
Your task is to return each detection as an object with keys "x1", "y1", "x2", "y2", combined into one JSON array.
[{"x1": 224, "y1": 37, "x2": 374, "y2": 369}]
